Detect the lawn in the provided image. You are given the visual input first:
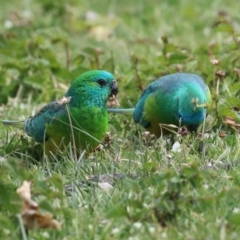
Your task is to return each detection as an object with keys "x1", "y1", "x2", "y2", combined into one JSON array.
[{"x1": 1, "y1": 0, "x2": 240, "y2": 239}]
